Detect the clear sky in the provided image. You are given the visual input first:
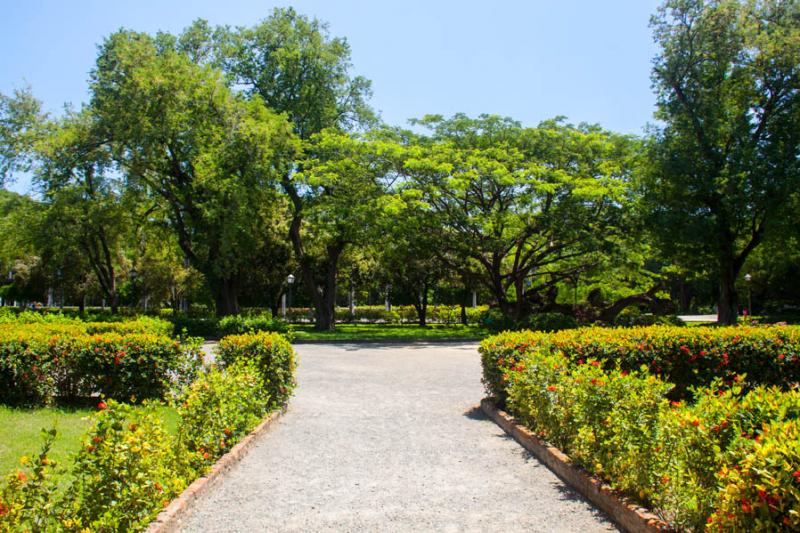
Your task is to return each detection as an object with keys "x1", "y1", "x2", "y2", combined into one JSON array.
[{"x1": 2, "y1": 0, "x2": 663, "y2": 194}]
